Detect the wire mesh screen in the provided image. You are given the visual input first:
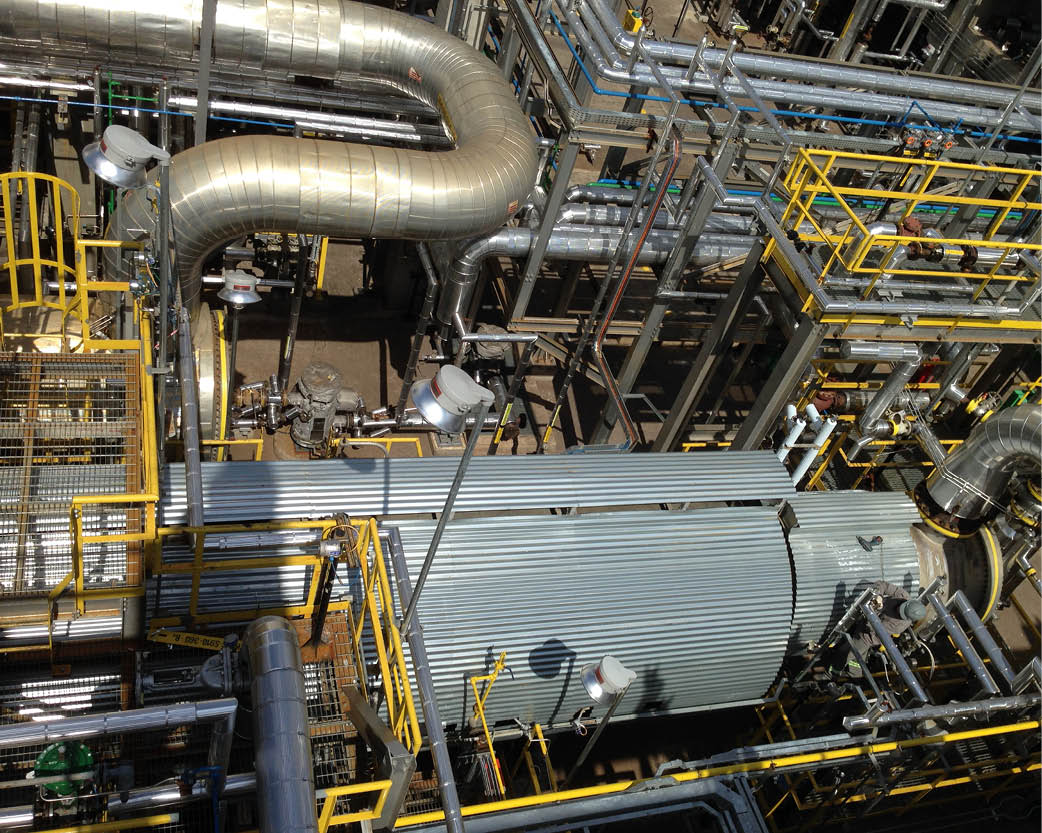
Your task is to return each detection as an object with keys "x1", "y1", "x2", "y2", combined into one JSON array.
[{"x1": 0, "y1": 352, "x2": 143, "y2": 598}]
